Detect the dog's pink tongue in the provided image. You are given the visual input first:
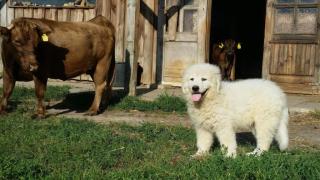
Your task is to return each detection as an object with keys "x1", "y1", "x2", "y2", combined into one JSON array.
[{"x1": 192, "y1": 94, "x2": 202, "y2": 102}]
